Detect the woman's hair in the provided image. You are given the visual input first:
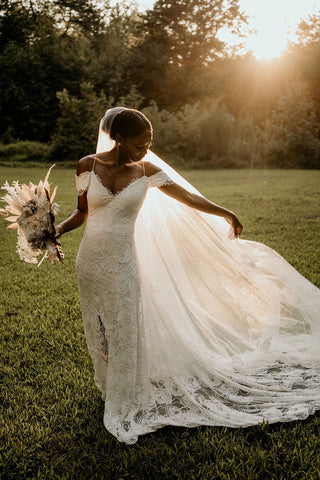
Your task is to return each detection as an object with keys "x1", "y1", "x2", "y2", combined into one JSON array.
[{"x1": 109, "y1": 109, "x2": 152, "y2": 140}]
